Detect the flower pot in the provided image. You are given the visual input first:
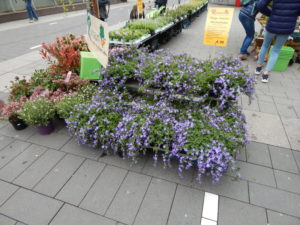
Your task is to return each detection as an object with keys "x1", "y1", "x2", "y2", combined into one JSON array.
[
  {"x1": 36, "y1": 121, "x2": 54, "y2": 135},
  {"x1": 8, "y1": 115, "x2": 28, "y2": 131}
]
